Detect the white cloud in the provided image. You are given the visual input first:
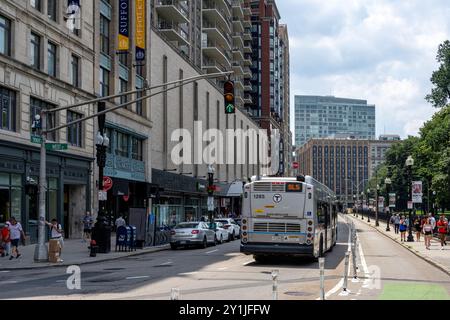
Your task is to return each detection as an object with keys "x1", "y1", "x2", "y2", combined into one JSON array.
[{"x1": 280, "y1": 0, "x2": 450, "y2": 143}]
